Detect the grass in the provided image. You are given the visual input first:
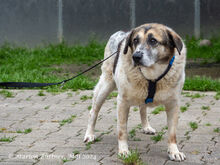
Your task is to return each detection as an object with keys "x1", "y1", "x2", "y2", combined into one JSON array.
[
  {"x1": 0, "y1": 90, "x2": 14, "y2": 98},
  {"x1": 59, "y1": 115, "x2": 76, "y2": 126},
  {"x1": 85, "y1": 138, "x2": 102, "y2": 150},
  {"x1": 186, "y1": 36, "x2": 220, "y2": 63},
  {"x1": 201, "y1": 106, "x2": 210, "y2": 111},
  {"x1": 16, "y1": 128, "x2": 32, "y2": 134},
  {"x1": 205, "y1": 123, "x2": 211, "y2": 126},
  {"x1": 214, "y1": 91, "x2": 220, "y2": 100},
  {"x1": 118, "y1": 149, "x2": 144, "y2": 165},
  {"x1": 151, "y1": 105, "x2": 165, "y2": 115},
  {"x1": 80, "y1": 95, "x2": 92, "y2": 101},
  {"x1": 0, "y1": 39, "x2": 219, "y2": 92},
  {"x1": 107, "y1": 91, "x2": 118, "y2": 100},
  {"x1": 0, "y1": 136, "x2": 14, "y2": 142},
  {"x1": 180, "y1": 106, "x2": 188, "y2": 113},
  {"x1": 213, "y1": 128, "x2": 220, "y2": 133},
  {"x1": 38, "y1": 90, "x2": 46, "y2": 96},
  {"x1": 184, "y1": 76, "x2": 220, "y2": 91},
  {"x1": 189, "y1": 122, "x2": 198, "y2": 131}
]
